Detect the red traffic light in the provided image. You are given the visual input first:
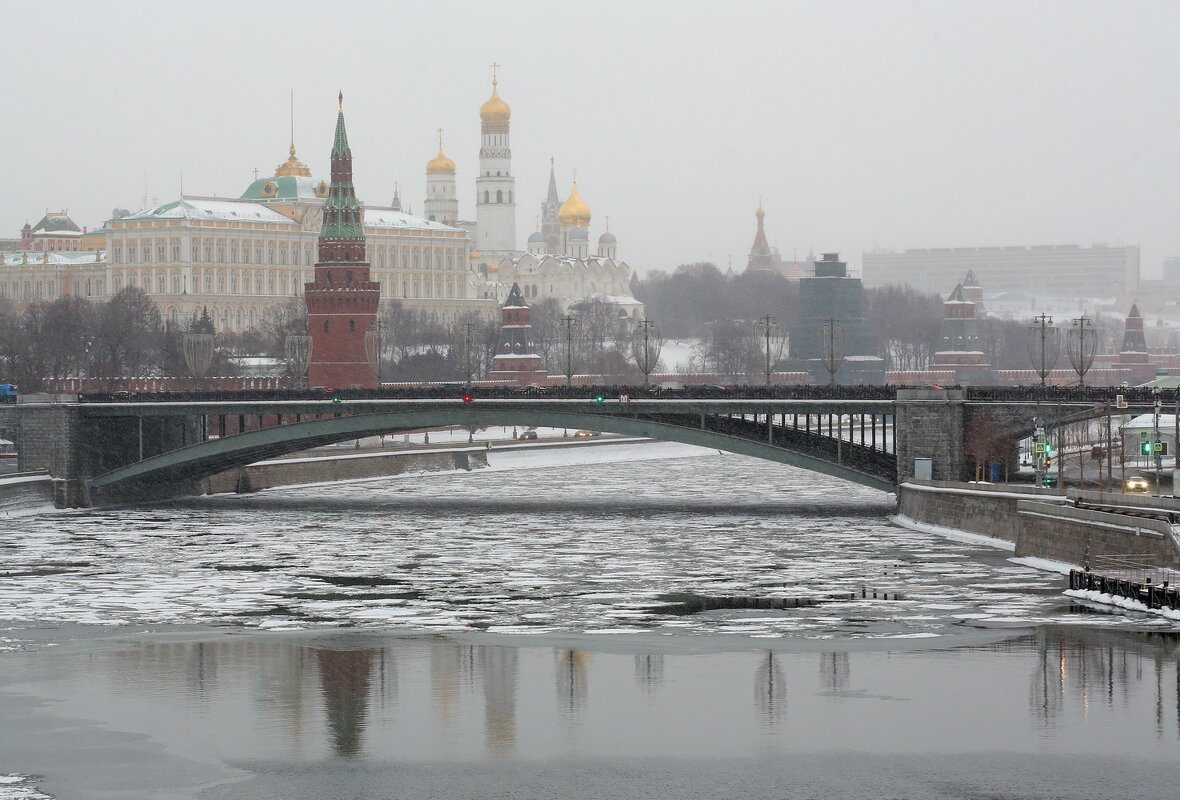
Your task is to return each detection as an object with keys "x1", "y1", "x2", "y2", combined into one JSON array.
[{"x1": 462, "y1": 393, "x2": 473, "y2": 404}]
